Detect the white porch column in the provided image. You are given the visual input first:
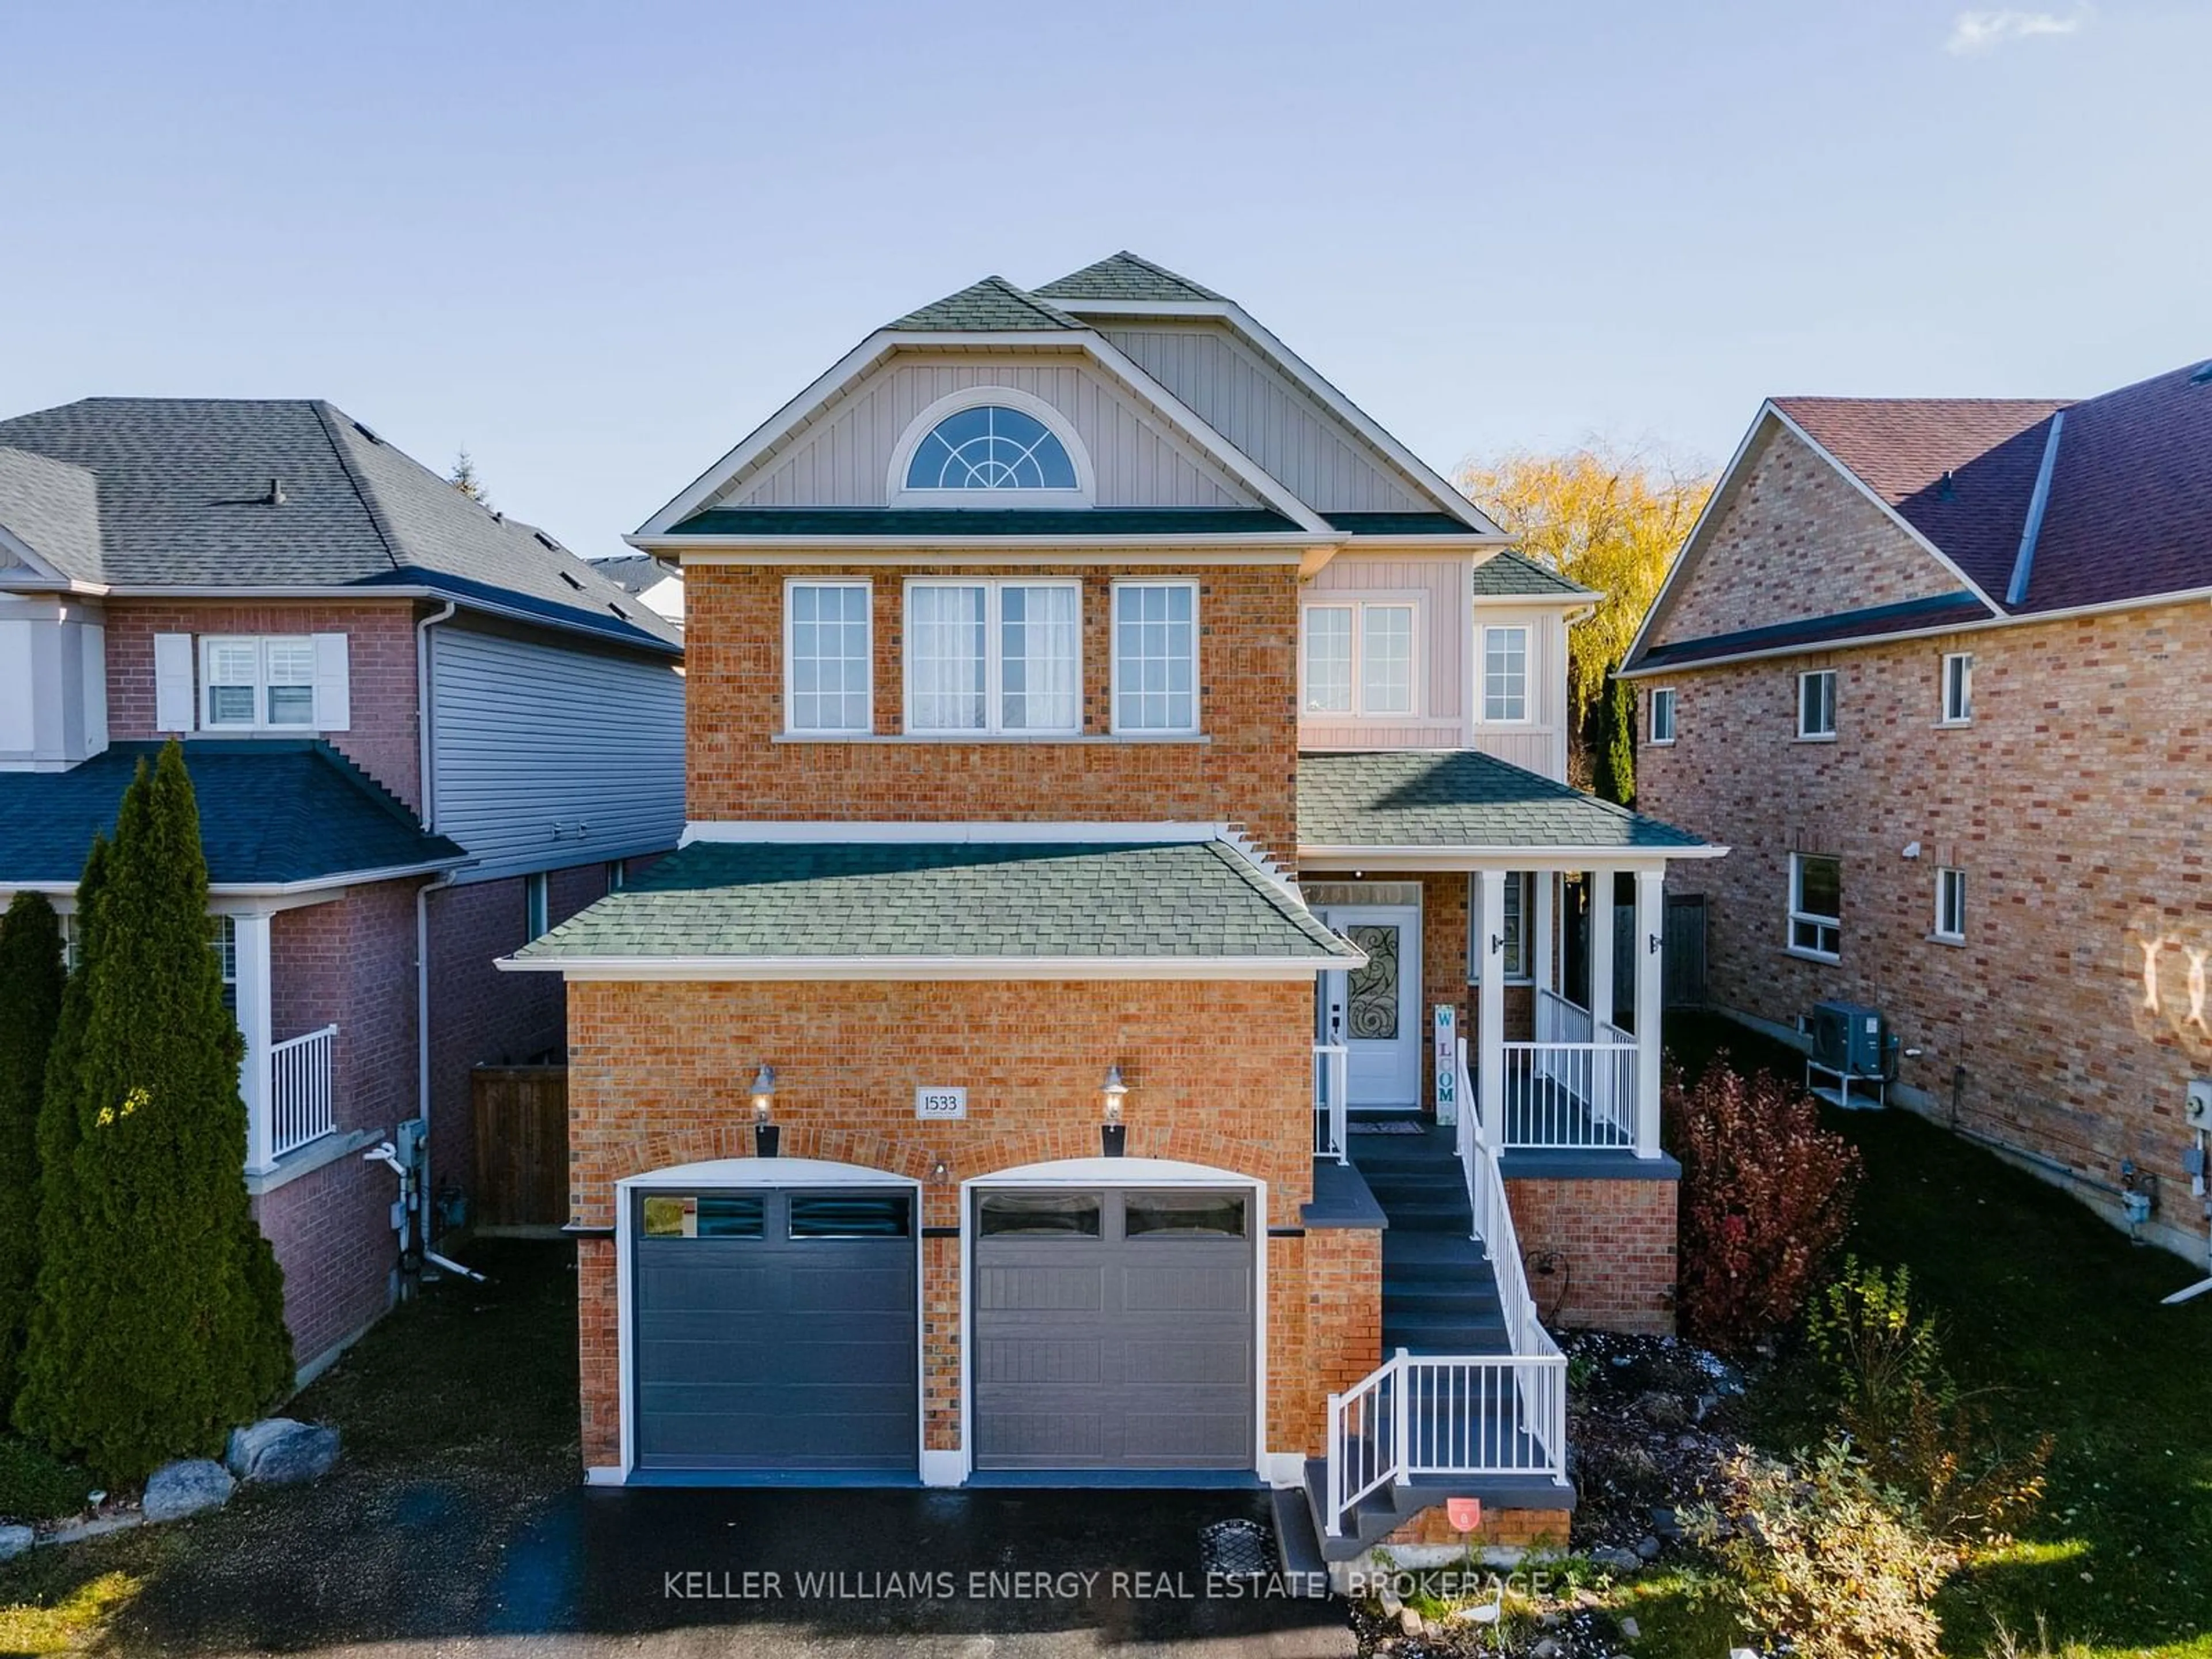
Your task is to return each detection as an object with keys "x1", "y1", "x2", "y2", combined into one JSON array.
[
  {"x1": 1533, "y1": 870, "x2": 1556, "y2": 1003},
  {"x1": 235, "y1": 911, "x2": 275, "y2": 1176},
  {"x1": 1588, "y1": 868, "x2": 1617, "y2": 1135},
  {"x1": 1475, "y1": 868, "x2": 1507, "y2": 1154},
  {"x1": 1633, "y1": 868, "x2": 1665, "y2": 1158}
]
